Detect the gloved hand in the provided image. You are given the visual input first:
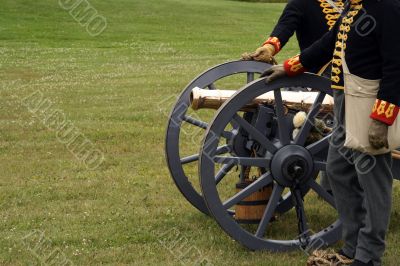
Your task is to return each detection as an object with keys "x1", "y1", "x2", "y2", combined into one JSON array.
[
  {"x1": 368, "y1": 119, "x2": 389, "y2": 149},
  {"x1": 241, "y1": 44, "x2": 277, "y2": 64},
  {"x1": 260, "y1": 64, "x2": 286, "y2": 83}
]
